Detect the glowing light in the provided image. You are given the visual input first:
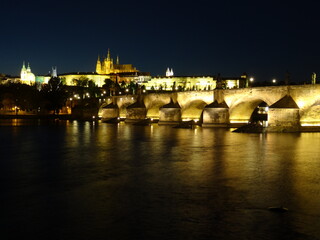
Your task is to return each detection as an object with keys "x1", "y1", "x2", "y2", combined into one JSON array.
[
  {"x1": 272, "y1": 79, "x2": 277, "y2": 83},
  {"x1": 301, "y1": 123, "x2": 320, "y2": 126},
  {"x1": 249, "y1": 77, "x2": 254, "y2": 82},
  {"x1": 230, "y1": 120, "x2": 249, "y2": 124}
]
